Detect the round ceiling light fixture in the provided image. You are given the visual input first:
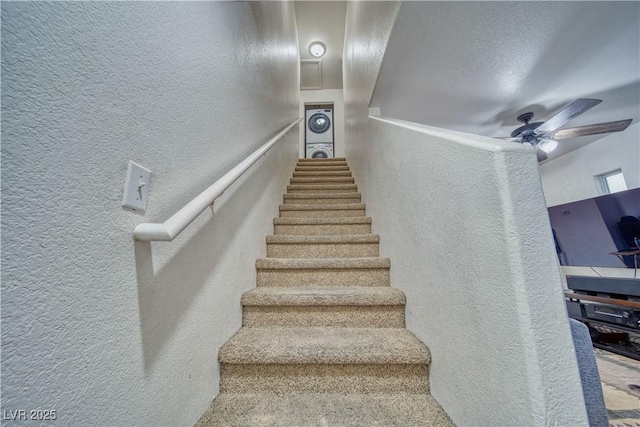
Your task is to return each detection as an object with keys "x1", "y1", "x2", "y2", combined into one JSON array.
[{"x1": 309, "y1": 41, "x2": 326, "y2": 58}]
